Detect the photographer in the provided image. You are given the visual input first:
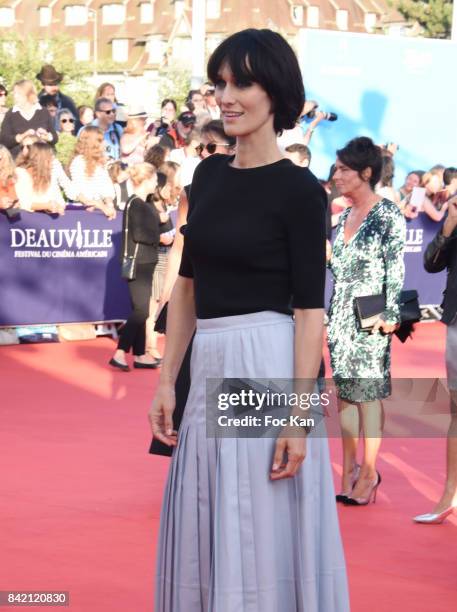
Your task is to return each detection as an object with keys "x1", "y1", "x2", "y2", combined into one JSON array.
[
  {"x1": 277, "y1": 99, "x2": 335, "y2": 150},
  {"x1": 159, "y1": 111, "x2": 196, "y2": 150},
  {"x1": 148, "y1": 99, "x2": 177, "y2": 138},
  {"x1": 300, "y1": 99, "x2": 337, "y2": 145}
]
